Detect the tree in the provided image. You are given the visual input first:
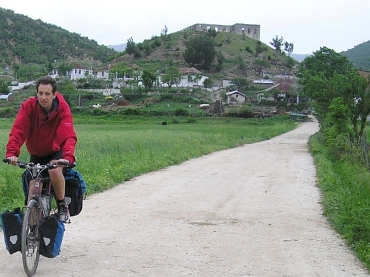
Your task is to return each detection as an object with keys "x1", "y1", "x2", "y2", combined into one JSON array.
[
  {"x1": 207, "y1": 28, "x2": 217, "y2": 38},
  {"x1": 298, "y1": 46, "x2": 370, "y2": 138},
  {"x1": 183, "y1": 35, "x2": 216, "y2": 70},
  {"x1": 16, "y1": 64, "x2": 46, "y2": 81},
  {"x1": 253, "y1": 59, "x2": 271, "y2": 76},
  {"x1": 0, "y1": 81, "x2": 9, "y2": 94},
  {"x1": 161, "y1": 66, "x2": 180, "y2": 89},
  {"x1": 284, "y1": 42, "x2": 294, "y2": 56},
  {"x1": 216, "y1": 50, "x2": 226, "y2": 72},
  {"x1": 236, "y1": 56, "x2": 249, "y2": 77},
  {"x1": 298, "y1": 46, "x2": 355, "y2": 118},
  {"x1": 125, "y1": 37, "x2": 138, "y2": 57},
  {"x1": 141, "y1": 69, "x2": 157, "y2": 91},
  {"x1": 270, "y1": 35, "x2": 284, "y2": 53},
  {"x1": 161, "y1": 25, "x2": 168, "y2": 36},
  {"x1": 286, "y1": 56, "x2": 296, "y2": 68},
  {"x1": 255, "y1": 41, "x2": 267, "y2": 57},
  {"x1": 203, "y1": 78, "x2": 214, "y2": 88},
  {"x1": 231, "y1": 77, "x2": 250, "y2": 92},
  {"x1": 58, "y1": 63, "x2": 73, "y2": 77},
  {"x1": 323, "y1": 97, "x2": 352, "y2": 151},
  {"x1": 143, "y1": 41, "x2": 152, "y2": 56}
]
